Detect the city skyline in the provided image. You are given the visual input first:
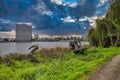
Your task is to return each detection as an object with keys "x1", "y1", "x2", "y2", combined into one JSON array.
[{"x1": 0, "y1": 30, "x2": 83, "y2": 39}]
